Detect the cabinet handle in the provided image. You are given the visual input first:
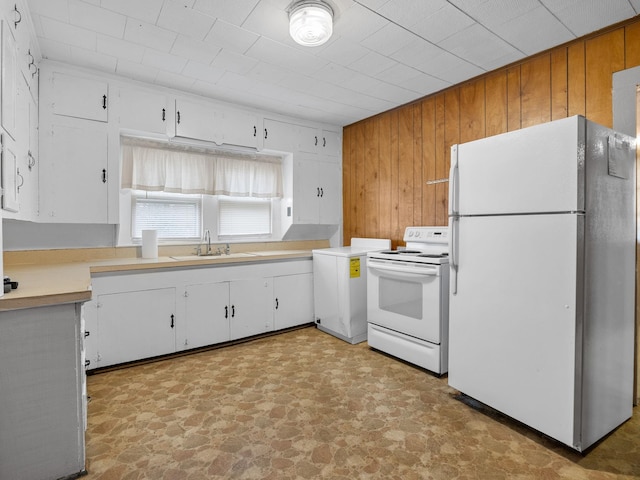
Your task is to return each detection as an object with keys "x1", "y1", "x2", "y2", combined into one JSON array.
[
  {"x1": 264, "y1": 128, "x2": 268, "y2": 139},
  {"x1": 162, "y1": 108, "x2": 166, "y2": 122},
  {"x1": 27, "y1": 151, "x2": 35, "y2": 170},
  {"x1": 13, "y1": 4, "x2": 21, "y2": 29},
  {"x1": 231, "y1": 305, "x2": 235, "y2": 318},
  {"x1": 85, "y1": 359, "x2": 91, "y2": 367},
  {"x1": 225, "y1": 305, "x2": 228, "y2": 318},
  {"x1": 84, "y1": 331, "x2": 90, "y2": 338},
  {"x1": 317, "y1": 187, "x2": 320, "y2": 197},
  {"x1": 275, "y1": 298, "x2": 279, "y2": 310},
  {"x1": 320, "y1": 187, "x2": 323, "y2": 197},
  {"x1": 323, "y1": 137, "x2": 326, "y2": 147},
  {"x1": 17, "y1": 169, "x2": 24, "y2": 192},
  {"x1": 102, "y1": 169, "x2": 107, "y2": 183},
  {"x1": 170, "y1": 314, "x2": 175, "y2": 328},
  {"x1": 102, "y1": 94, "x2": 107, "y2": 110},
  {"x1": 177, "y1": 111, "x2": 181, "y2": 124},
  {"x1": 314, "y1": 135, "x2": 318, "y2": 146},
  {"x1": 253, "y1": 125, "x2": 257, "y2": 137}
]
